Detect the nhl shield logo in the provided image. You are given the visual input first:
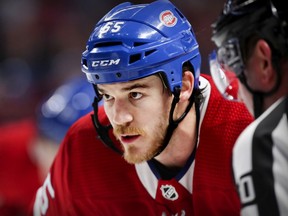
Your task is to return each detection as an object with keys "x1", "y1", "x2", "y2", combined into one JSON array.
[{"x1": 160, "y1": 185, "x2": 179, "y2": 201}]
